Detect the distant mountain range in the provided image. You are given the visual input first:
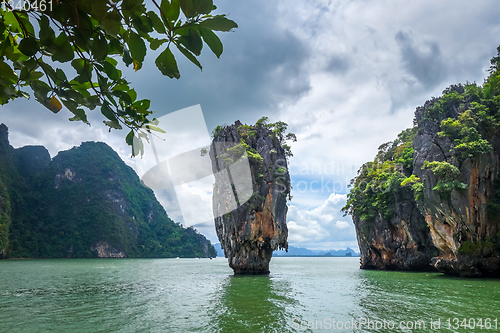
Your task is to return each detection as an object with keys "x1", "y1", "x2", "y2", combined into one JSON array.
[{"x1": 213, "y1": 243, "x2": 359, "y2": 257}]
